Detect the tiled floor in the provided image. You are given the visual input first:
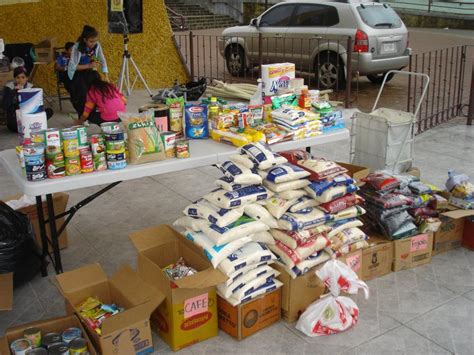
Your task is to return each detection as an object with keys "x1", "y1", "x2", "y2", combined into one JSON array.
[{"x1": 0, "y1": 93, "x2": 473, "y2": 354}]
